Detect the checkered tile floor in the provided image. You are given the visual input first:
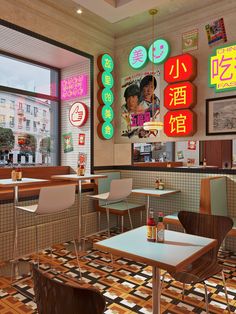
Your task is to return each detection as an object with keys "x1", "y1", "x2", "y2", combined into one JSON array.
[{"x1": 0, "y1": 232, "x2": 236, "y2": 313}]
